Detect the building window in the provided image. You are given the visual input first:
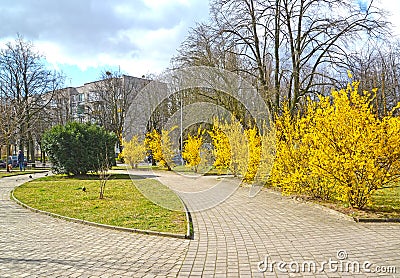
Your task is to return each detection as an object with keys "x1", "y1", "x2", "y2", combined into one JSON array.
[
  {"x1": 50, "y1": 99, "x2": 57, "y2": 108},
  {"x1": 88, "y1": 91, "x2": 100, "y2": 102},
  {"x1": 78, "y1": 93, "x2": 85, "y2": 102},
  {"x1": 77, "y1": 105, "x2": 85, "y2": 115}
]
